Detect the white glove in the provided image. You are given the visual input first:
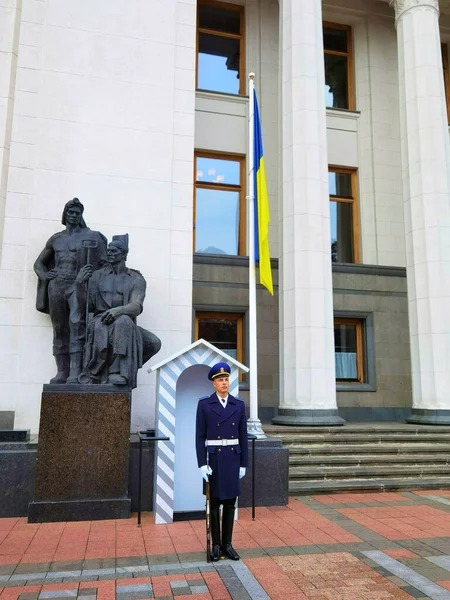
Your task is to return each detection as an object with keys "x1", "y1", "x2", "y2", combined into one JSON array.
[
  {"x1": 200, "y1": 465, "x2": 213, "y2": 482},
  {"x1": 239, "y1": 467, "x2": 246, "y2": 479}
]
